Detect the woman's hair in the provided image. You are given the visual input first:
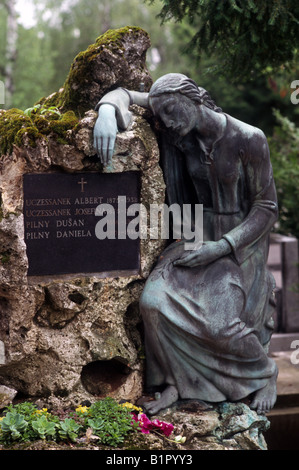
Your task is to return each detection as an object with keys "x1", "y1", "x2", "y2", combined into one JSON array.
[{"x1": 149, "y1": 73, "x2": 222, "y2": 113}]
